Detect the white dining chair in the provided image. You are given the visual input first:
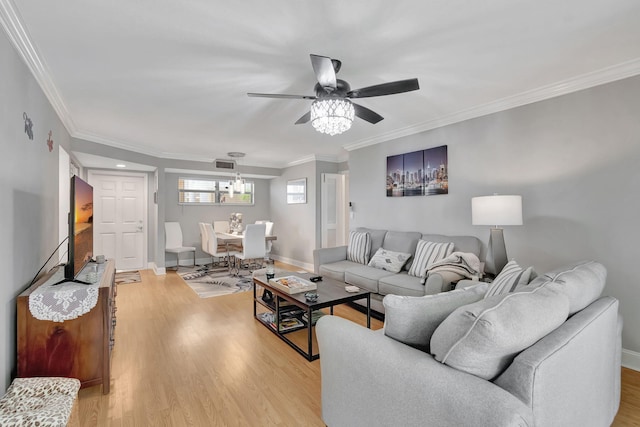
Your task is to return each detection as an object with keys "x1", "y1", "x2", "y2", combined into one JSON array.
[
  {"x1": 165, "y1": 222, "x2": 196, "y2": 268},
  {"x1": 204, "y1": 223, "x2": 239, "y2": 269},
  {"x1": 234, "y1": 223, "x2": 266, "y2": 275},
  {"x1": 255, "y1": 220, "x2": 274, "y2": 254}
]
